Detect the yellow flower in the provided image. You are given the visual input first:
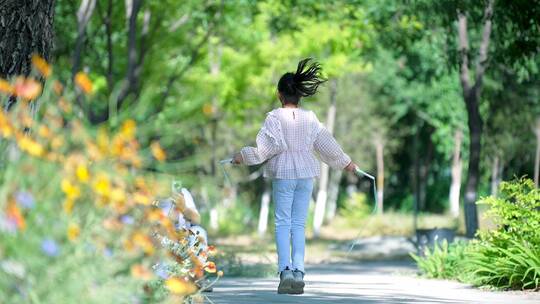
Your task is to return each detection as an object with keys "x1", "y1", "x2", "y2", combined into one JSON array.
[
  {"x1": 165, "y1": 278, "x2": 197, "y2": 295},
  {"x1": 93, "y1": 174, "x2": 111, "y2": 197},
  {"x1": 67, "y1": 223, "x2": 80, "y2": 241},
  {"x1": 120, "y1": 119, "x2": 136, "y2": 140},
  {"x1": 0, "y1": 78, "x2": 14, "y2": 95},
  {"x1": 150, "y1": 141, "x2": 166, "y2": 162},
  {"x1": 31, "y1": 54, "x2": 52, "y2": 77},
  {"x1": 110, "y1": 188, "x2": 126, "y2": 204},
  {"x1": 74, "y1": 72, "x2": 93, "y2": 94},
  {"x1": 51, "y1": 136, "x2": 64, "y2": 150},
  {"x1": 13, "y1": 77, "x2": 42, "y2": 100},
  {"x1": 133, "y1": 192, "x2": 151, "y2": 205},
  {"x1": 61, "y1": 179, "x2": 81, "y2": 199},
  {"x1": 63, "y1": 198, "x2": 75, "y2": 214},
  {"x1": 37, "y1": 125, "x2": 52, "y2": 138},
  {"x1": 18, "y1": 137, "x2": 45, "y2": 157},
  {"x1": 76, "y1": 164, "x2": 90, "y2": 183}
]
